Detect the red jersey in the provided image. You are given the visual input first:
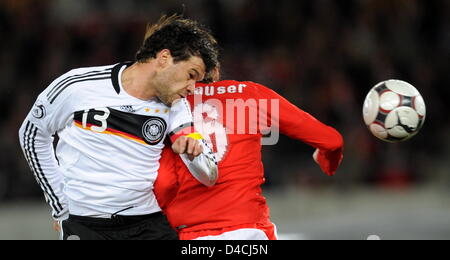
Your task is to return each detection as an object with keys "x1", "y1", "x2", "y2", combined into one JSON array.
[{"x1": 154, "y1": 80, "x2": 344, "y2": 233}]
